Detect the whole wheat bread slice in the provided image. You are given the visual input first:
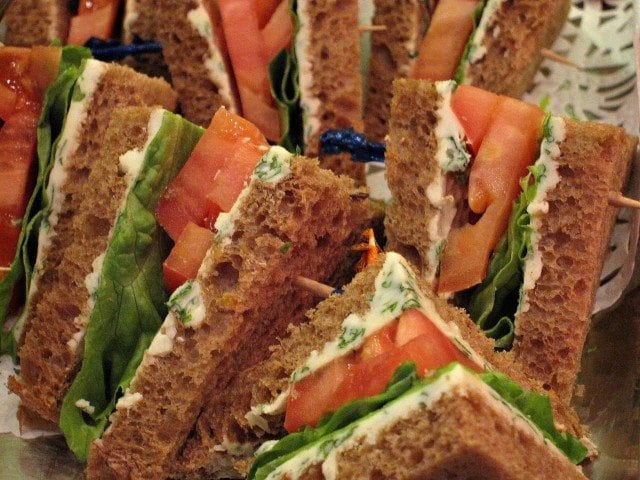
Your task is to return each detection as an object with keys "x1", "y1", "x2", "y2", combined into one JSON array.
[
  {"x1": 87, "y1": 157, "x2": 370, "y2": 480},
  {"x1": 463, "y1": 0, "x2": 571, "y2": 97},
  {"x1": 8, "y1": 64, "x2": 176, "y2": 424},
  {"x1": 296, "y1": 0, "x2": 365, "y2": 182},
  {"x1": 3, "y1": 0, "x2": 69, "y2": 46},
  {"x1": 384, "y1": 78, "x2": 636, "y2": 404},
  {"x1": 123, "y1": 0, "x2": 237, "y2": 128}
]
